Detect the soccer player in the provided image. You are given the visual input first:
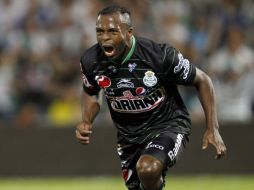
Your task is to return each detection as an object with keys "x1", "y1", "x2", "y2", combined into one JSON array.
[{"x1": 76, "y1": 5, "x2": 226, "y2": 190}]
